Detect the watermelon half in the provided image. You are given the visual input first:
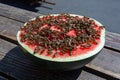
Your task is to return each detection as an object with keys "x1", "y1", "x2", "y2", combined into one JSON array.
[{"x1": 17, "y1": 14, "x2": 105, "y2": 70}]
